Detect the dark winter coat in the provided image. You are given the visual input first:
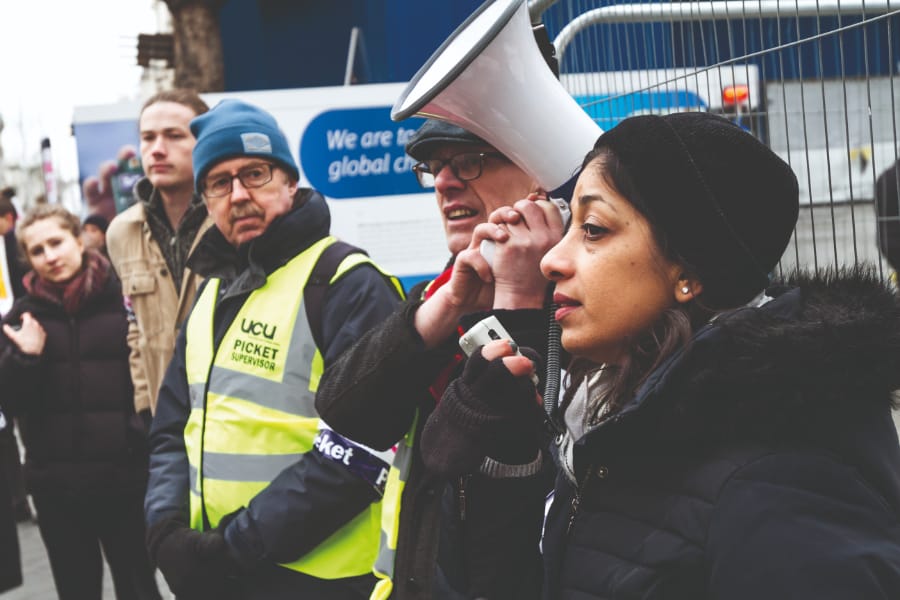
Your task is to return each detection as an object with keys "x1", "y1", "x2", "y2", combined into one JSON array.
[
  {"x1": 0, "y1": 266, "x2": 149, "y2": 499},
  {"x1": 541, "y1": 269, "x2": 900, "y2": 599},
  {"x1": 0, "y1": 408, "x2": 22, "y2": 593},
  {"x1": 316, "y1": 277, "x2": 553, "y2": 600},
  {"x1": 0, "y1": 231, "x2": 25, "y2": 593}
]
